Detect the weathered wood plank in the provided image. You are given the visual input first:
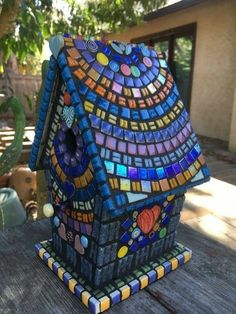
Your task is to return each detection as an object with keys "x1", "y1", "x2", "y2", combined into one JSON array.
[
  {"x1": 0, "y1": 220, "x2": 167, "y2": 314},
  {"x1": 147, "y1": 224, "x2": 236, "y2": 314}
]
